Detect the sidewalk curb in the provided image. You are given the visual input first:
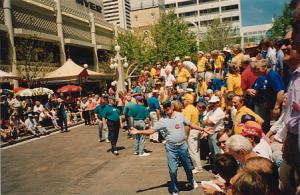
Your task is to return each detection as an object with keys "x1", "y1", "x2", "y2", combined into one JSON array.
[{"x1": 1, "y1": 122, "x2": 84, "y2": 148}]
